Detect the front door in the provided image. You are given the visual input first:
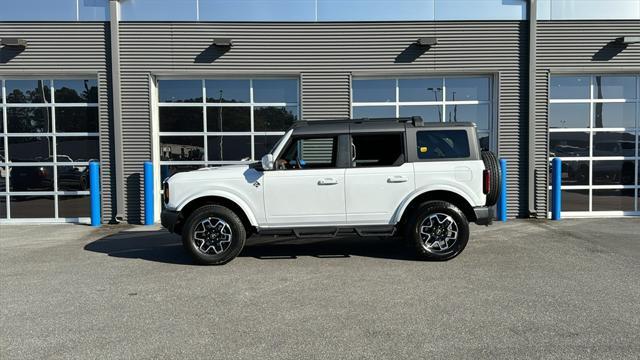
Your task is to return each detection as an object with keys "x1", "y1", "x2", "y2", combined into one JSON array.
[{"x1": 263, "y1": 136, "x2": 346, "y2": 226}]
